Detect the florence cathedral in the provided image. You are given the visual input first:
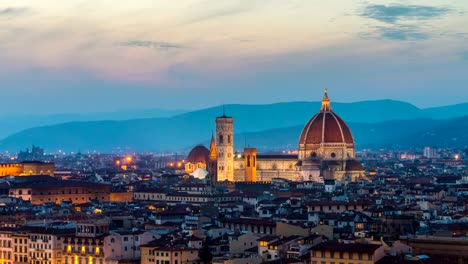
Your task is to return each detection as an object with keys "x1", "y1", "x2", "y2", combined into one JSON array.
[{"x1": 185, "y1": 90, "x2": 367, "y2": 183}]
